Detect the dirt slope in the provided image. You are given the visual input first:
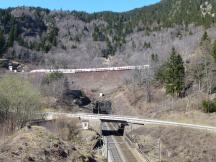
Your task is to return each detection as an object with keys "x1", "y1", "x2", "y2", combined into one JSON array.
[{"x1": 0, "y1": 126, "x2": 89, "y2": 162}]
